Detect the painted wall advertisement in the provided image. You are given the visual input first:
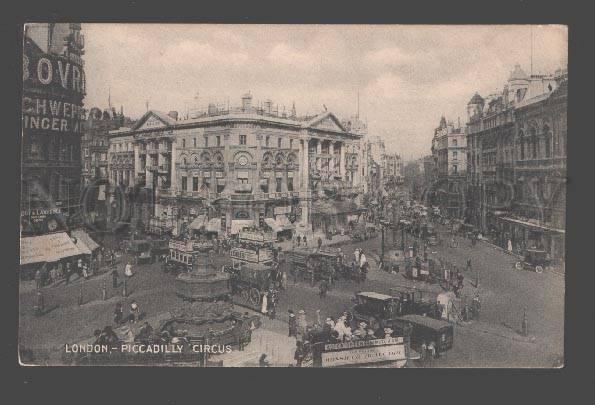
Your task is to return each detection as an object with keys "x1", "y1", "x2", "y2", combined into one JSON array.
[{"x1": 22, "y1": 37, "x2": 86, "y2": 134}]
